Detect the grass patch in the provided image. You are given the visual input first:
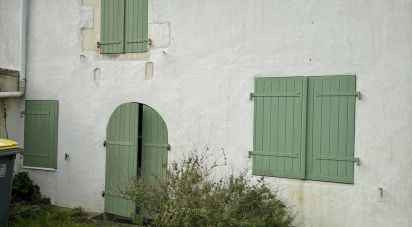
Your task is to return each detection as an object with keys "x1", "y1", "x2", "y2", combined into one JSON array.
[
  {"x1": 9, "y1": 172, "x2": 136, "y2": 226},
  {"x1": 8, "y1": 202, "x2": 134, "y2": 227}
]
